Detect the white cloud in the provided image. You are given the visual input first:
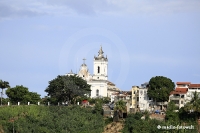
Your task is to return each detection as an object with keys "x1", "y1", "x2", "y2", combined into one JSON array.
[{"x1": 0, "y1": 0, "x2": 200, "y2": 20}]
